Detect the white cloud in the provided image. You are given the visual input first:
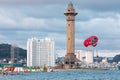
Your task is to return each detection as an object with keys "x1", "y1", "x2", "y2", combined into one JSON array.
[
  {"x1": 0, "y1": 7, "x2": 65, "y2": 31},
  {"x1": 77, "y1": 14, "x2": 120, "y2": 34},
  {"x1": 0, "y1": 14, "x2": 17, "y2": 27},
  {"x1": 21, "y1": 17, "x2": 47, "y2": 29},
  {"x1": 0, "y1": 12, "x2": 18, "y2": 28},
  {"x1": 0, "y1": 34, "x2": 7, "y2": 39}
]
